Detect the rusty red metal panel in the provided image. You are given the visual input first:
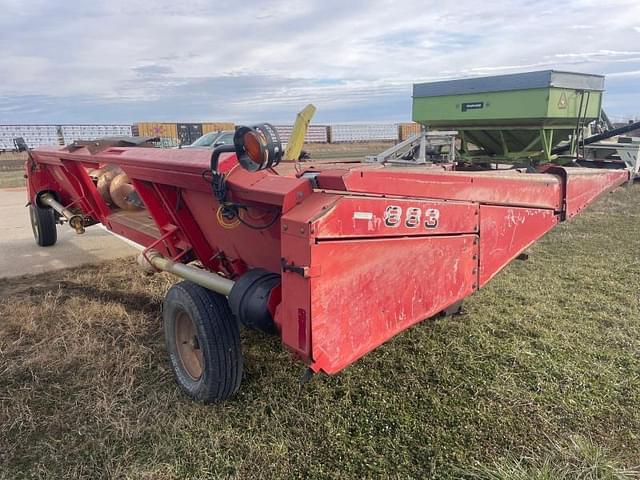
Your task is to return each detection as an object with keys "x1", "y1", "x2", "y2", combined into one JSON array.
[
  {"x1": 26, "y1": 143, "x2": 635, "y2": 378},
  {"x1": 128, "y1": 179, "x2": 181, "y2": 258},
  {"x1": 27, "y1": 162, "x2": 67, "y2": 204},
  {"x1": 276, "y1": 230, "x2": 314, "y2": 363},
  {"x1": 108, "y1": 219, "x2": 158, "y2": 248},
  {"x1": 564, "y1": 170, "x2": 628, "y2": 218},
  {"x1": 478, "y1": 205, "x2": 558, "y2": 287},
  {"x1": 279, "y1": 192, "x2": 341, "y2": 234},
  {"x1": 226, "y1": 170, "x2": 314, "y2": 213},
  {"x1": 308, "y1": 235, "x2": 478, "y2": 374},
  {"x1": 313, "y1": 195, "x2": 479, "y2": 238},
  {"x1": 112, "y1": 162, "x2": 212, "y2": 194},
  {"x1": 149, "y1": 183, "x2": 219, "y2": 268},
  {"x1": 60, "y1": 159, "x2": 112, "y2": 221},
  {"x1": 182, "y1": 189, "x2": 284, "y2": 274},
  {"x1": 32, "y1": 144, "x2": 216, "y2": 194},
  {"x1": 540, "y1": 166, "x2": 629, "y2": 218},
  {"x1": 315, "y1": 168, "x2": 564, "y2": 210}
]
